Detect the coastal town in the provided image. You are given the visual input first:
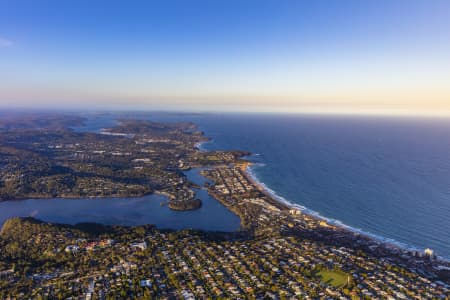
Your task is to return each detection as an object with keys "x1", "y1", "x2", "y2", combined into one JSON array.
[
  {"x1": 0, "y1": 114, "x2": 242, "y2": 210},
  {"x1": 2, "y1": 0, "x2": 450, "y2": 297},
  {"x1": 0, "y1": 217, "x2": 448, "y2": 299},
  {"x1": 0, "y1": 114, "x2": 449, "y2": 298},
  {"x1": 202, "y1": 164, "x2": 450, "y2": 279}
]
